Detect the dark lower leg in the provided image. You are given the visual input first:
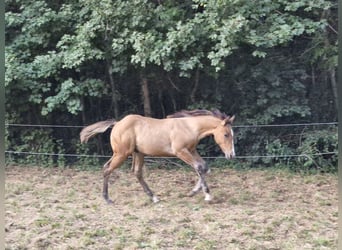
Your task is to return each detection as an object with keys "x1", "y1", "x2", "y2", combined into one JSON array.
[
  {"x1": 135, "y1": 169, "x2": 159, "y2": 202},
  {"x1": 175, "y1": 149, "x2": 211, "y2": 200},
  {"x1": 134, "y1": 153, "x2": 159, "y2": 202},
  {"x1": 138, "y1": 177, "x2": 154, "y2": 198},
  {"x1": 102, "y1": 159, "x2": 112, "y2": 202},
  {"x1": 103, "y1": 174, "x2": 114, "y2": 204},
  {"x1": 102, "y1": 155, "x2": 126, "y2": 204},
  {"x1": 198, "y1": 171, "x2": 211, "y2": 201}
]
